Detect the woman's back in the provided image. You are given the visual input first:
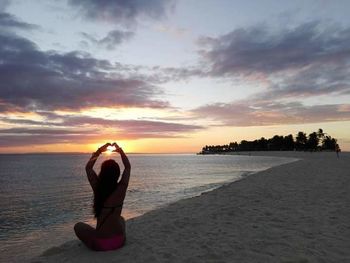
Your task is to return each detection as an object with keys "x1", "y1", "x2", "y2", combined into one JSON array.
[{"x1": 96, "y1": 193, "x2": 125, "y2": 236}]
